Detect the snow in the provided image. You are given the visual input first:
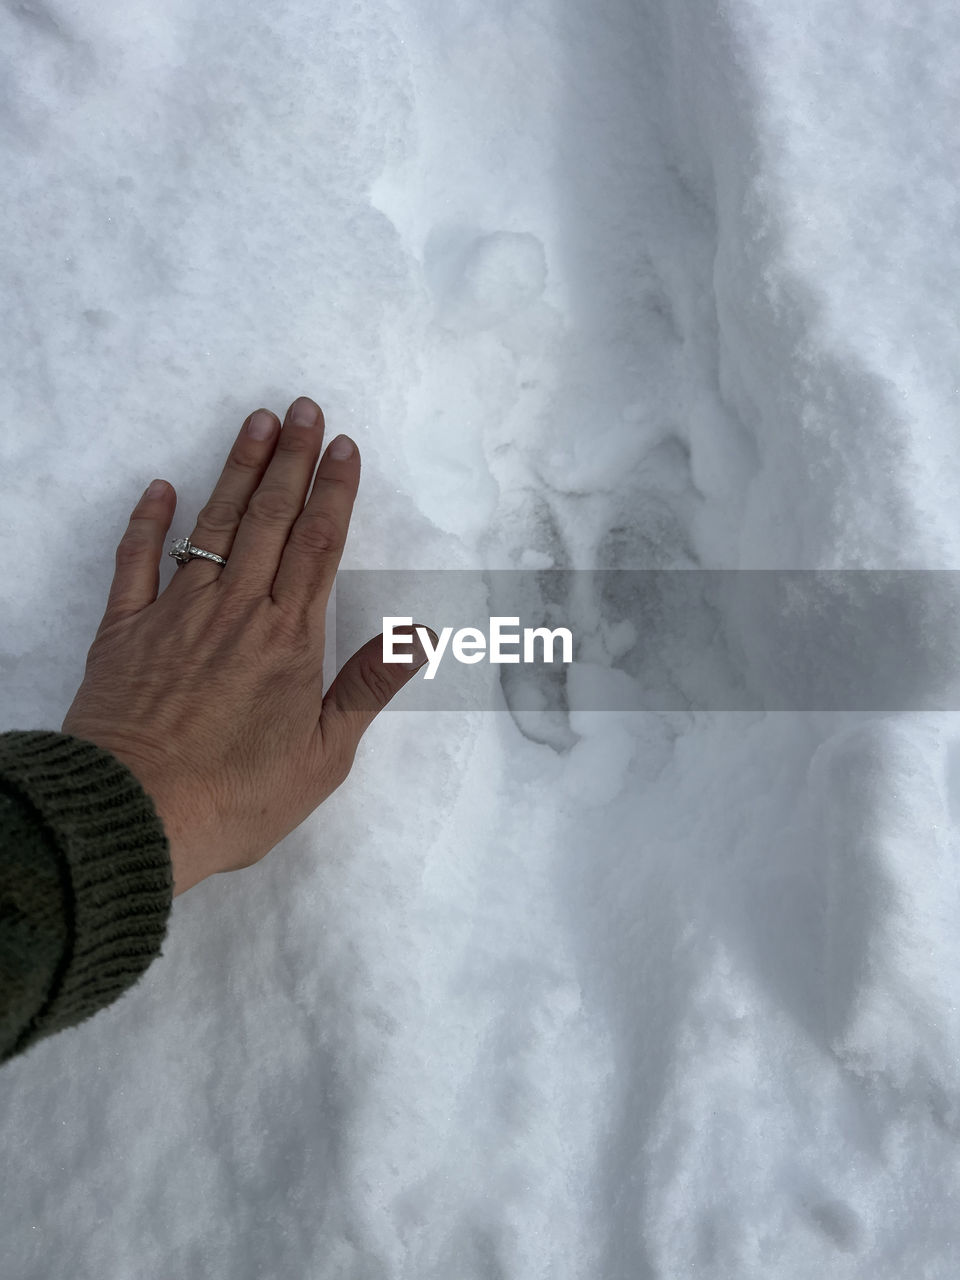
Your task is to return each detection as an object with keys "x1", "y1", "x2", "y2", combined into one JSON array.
[{"x1": 2, "y1": 0, "x2": 960, "y2": 1275}]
